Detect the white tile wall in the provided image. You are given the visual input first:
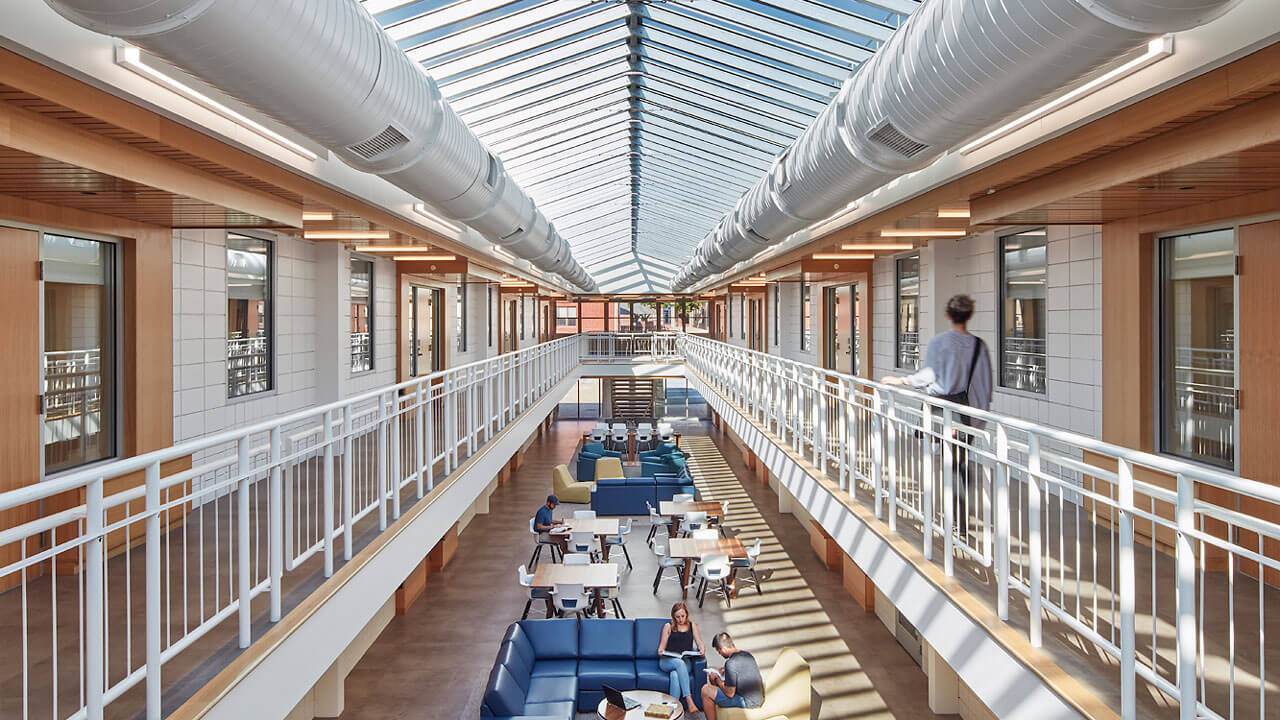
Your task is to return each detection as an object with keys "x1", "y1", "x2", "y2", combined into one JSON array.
[{"x1": 341, "y1": 252, "x2": 397, "y2": 396}]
